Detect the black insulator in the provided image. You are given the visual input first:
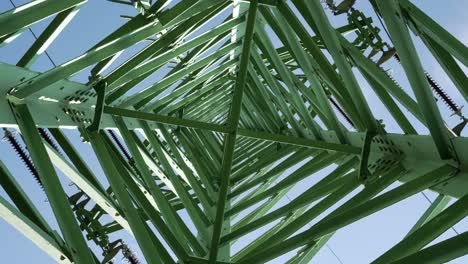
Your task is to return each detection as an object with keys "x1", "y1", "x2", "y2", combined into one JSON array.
[
  {"x1": 425, "y1": 73, "x2": 460, "y2": 114},
  {"x1": 383, "y1": 69, "x2": 404, "y2": 92},
  {"x1": 126, "y1": 254, "x2": 140, "y2": 264},
  {"x1": 3, "y1": 128, "x2": 44, "y2": 189},
  {"x1": 122, "y1": 244, "x2": 140, "y2": 264},
  {"x1": 108, "y1": 130, "x2": 132, "y2": 161},
  {"x1": 107, "y1": 130, "x2": 140, "y2": 175},
  {"x1": 393, "y1": 54, "x2": 461, "y2": 116},
  {"x1": 38, "y1": 128, "x2": 63, "y2": 155}
]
